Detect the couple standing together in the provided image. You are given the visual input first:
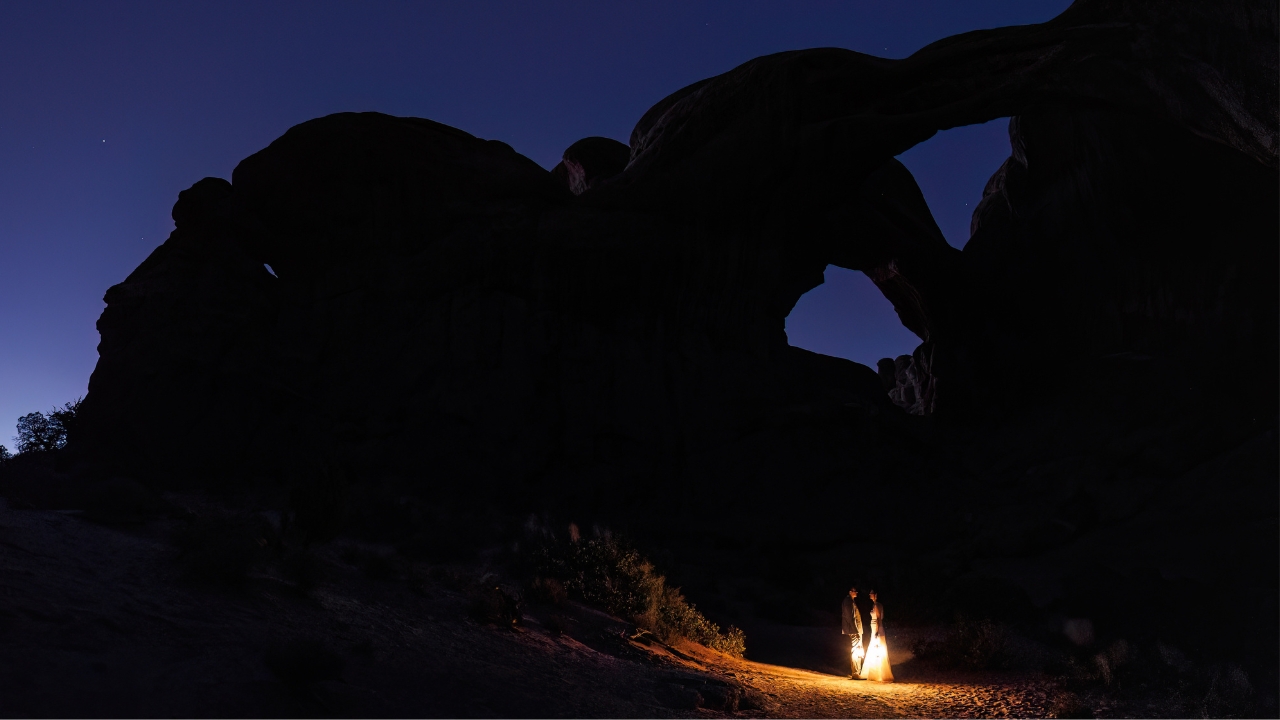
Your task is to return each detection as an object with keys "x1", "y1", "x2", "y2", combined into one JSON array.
[{"x1": 841, "y1": 586, "x2": 893, "y2": 682}]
